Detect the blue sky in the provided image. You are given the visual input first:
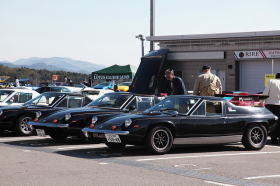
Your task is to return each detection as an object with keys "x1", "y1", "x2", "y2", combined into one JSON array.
[{"x1": 0, "y1": 0, "x2": 280, "y2": 67}]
